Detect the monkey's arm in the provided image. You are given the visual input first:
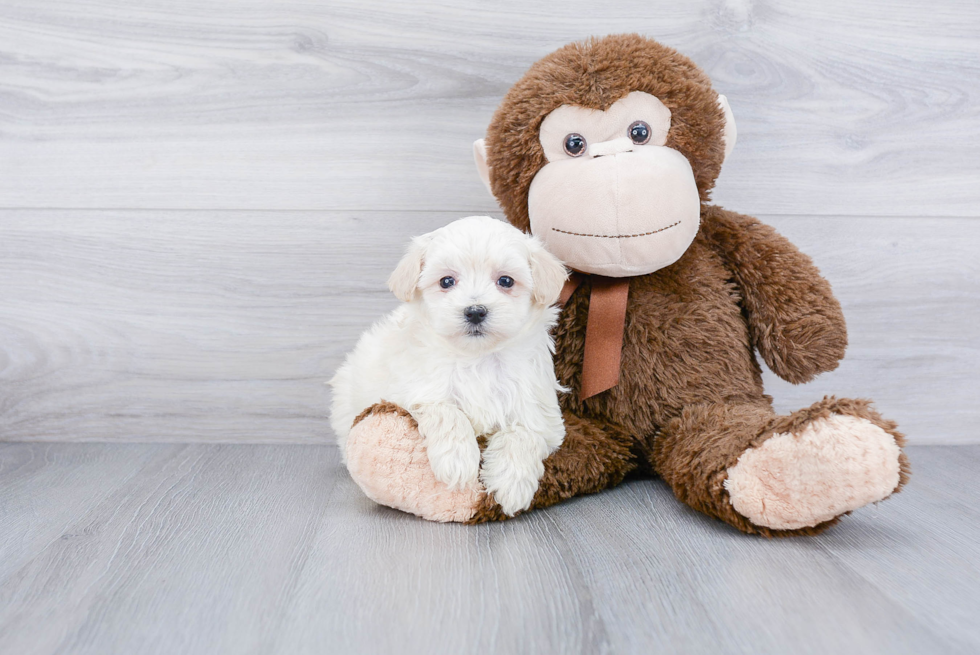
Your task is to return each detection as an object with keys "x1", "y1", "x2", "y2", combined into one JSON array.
[{"x1": 700, "y1": 205, "x2": 847, "y2": 384}]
